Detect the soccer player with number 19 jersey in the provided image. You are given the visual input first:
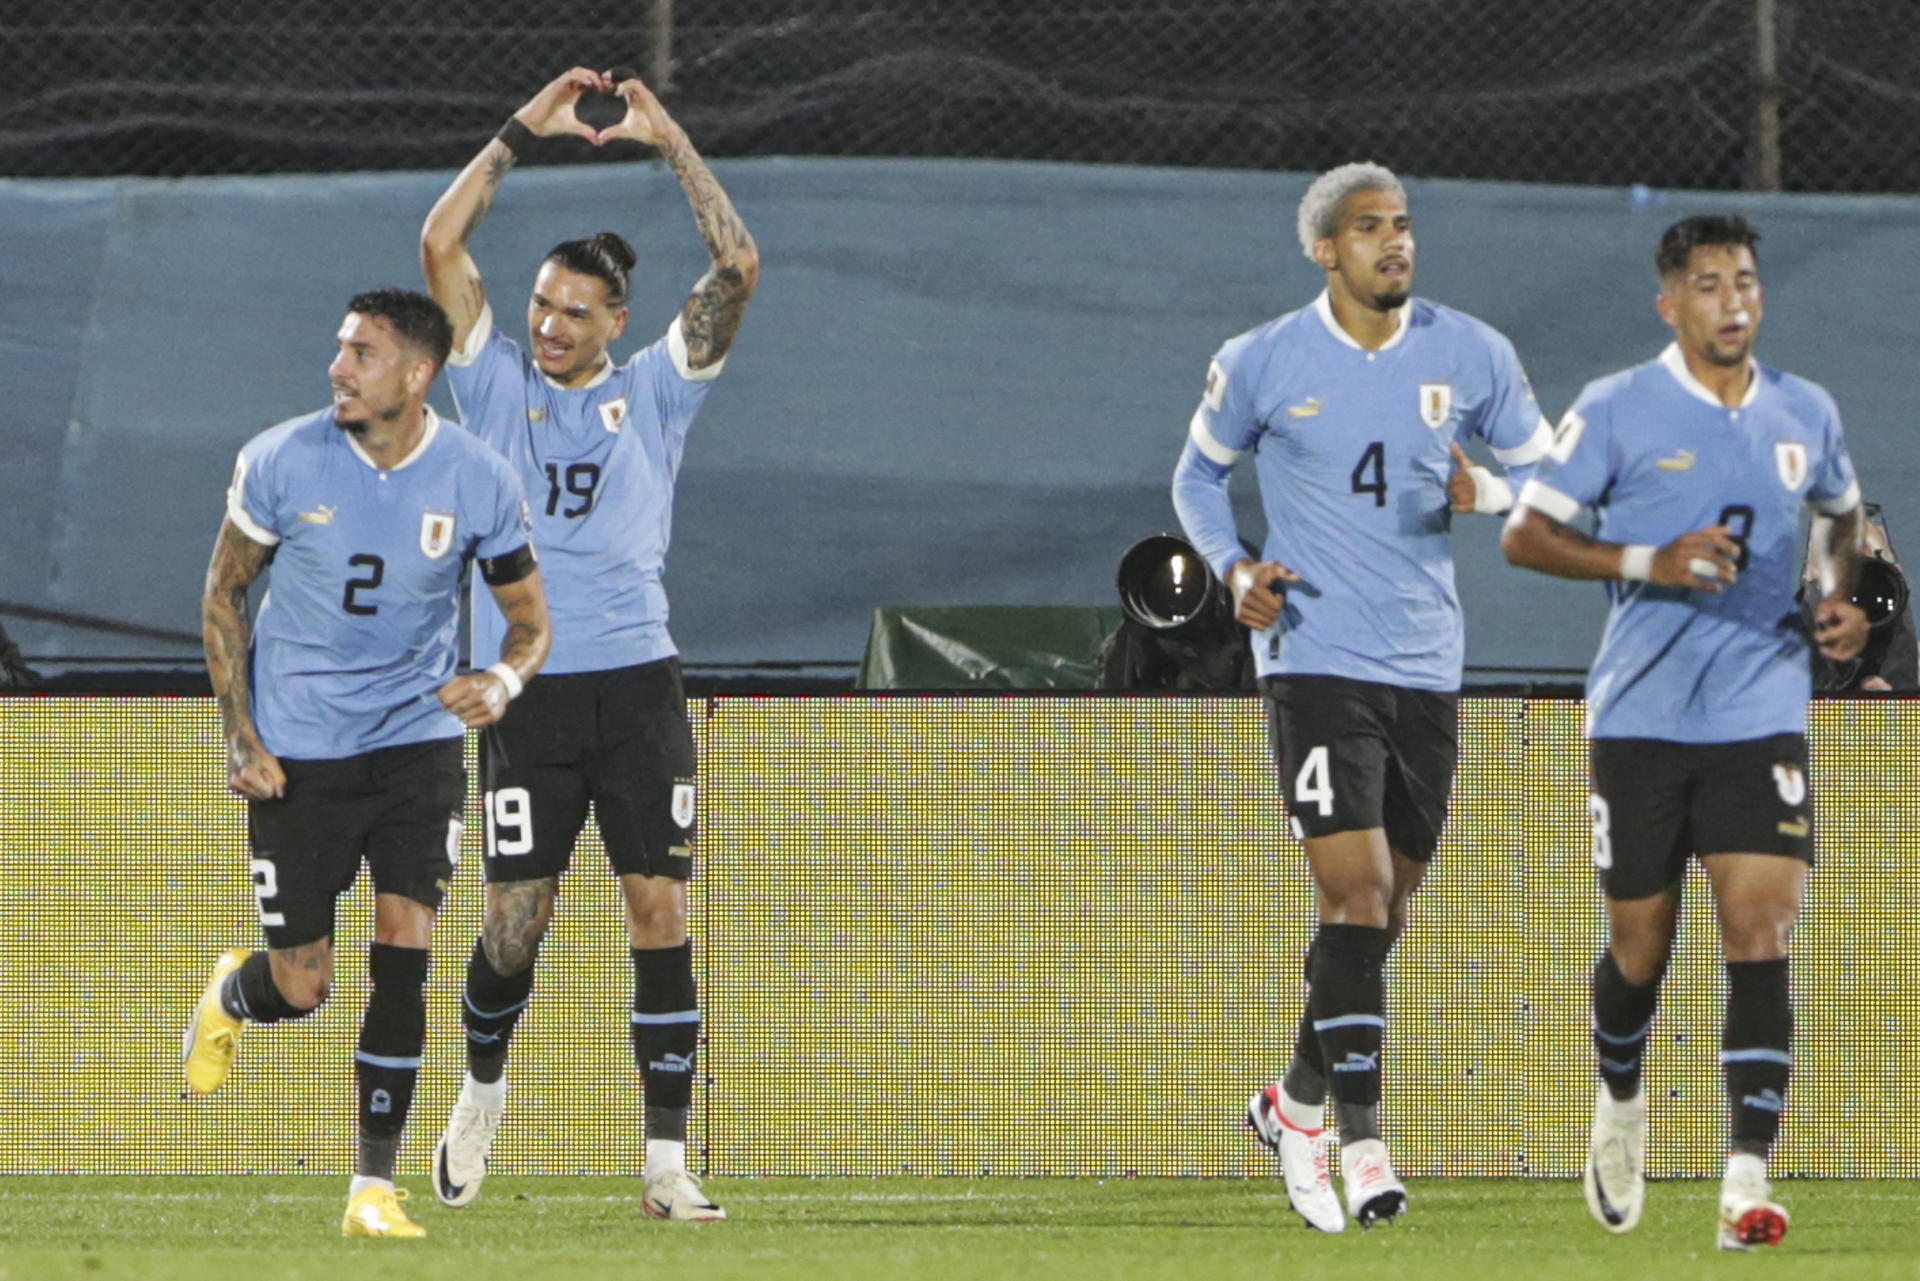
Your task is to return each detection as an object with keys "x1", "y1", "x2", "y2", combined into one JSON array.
[
  {"x1": 418, "y1": 67, "x2": 758, "y2": 1221},
  {"x1": 1173, "y1": 163, "x2": 1552, "y2": 1232},
  {"x1": 1503, "y1": 215, "x2": 1870, "y2": 1251},
  {"x1": 187, "y1": 289, "x2": 550, "y2": 1238}
]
